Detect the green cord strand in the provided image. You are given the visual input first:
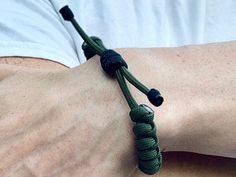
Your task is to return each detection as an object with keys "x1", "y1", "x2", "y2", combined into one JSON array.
[
  {"x1": 71, "y1": 19, "x2": 105, "y2": 55},
  {"x1": 121, "y1": 67, "x2": 149, "y2": 95},
  {"x1": 115, "y1": 70, "x2": 138, "y2": 109}
]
